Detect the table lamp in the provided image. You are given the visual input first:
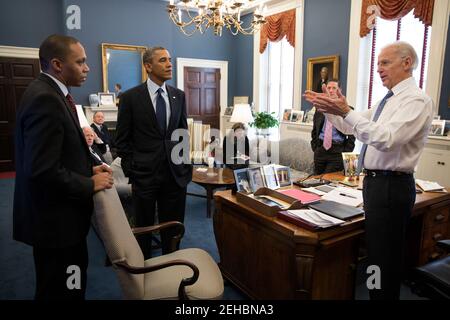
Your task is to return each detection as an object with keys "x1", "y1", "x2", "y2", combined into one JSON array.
[{"x1": 230, "y1": 103, "x2": 254, "y2": 125}]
